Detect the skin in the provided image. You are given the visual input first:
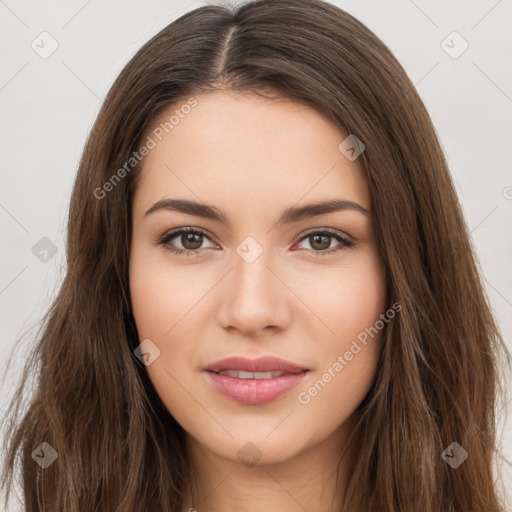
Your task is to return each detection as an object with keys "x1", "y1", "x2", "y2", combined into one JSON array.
[{"x1": 129, "y1": 90, "x2": 386, "y2": 512}]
